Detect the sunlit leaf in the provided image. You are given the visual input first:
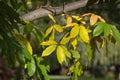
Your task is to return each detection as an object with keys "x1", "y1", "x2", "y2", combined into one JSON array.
[
  {"x1": 71, "y1": 38, "x2": 77, "y2": 50},
  {"x1": 25, "y1": 41, "x2": 33, "y2": 55},
  {"x1": 79, "y1": 26, "x2": 89, "y2": 43},
  {"x1": 82, "y1": 13, "x2": 92, "y2": 17},
  {"x1": 66, "y1": 16, "x2": 72, "y2": 25},
  {"x1": 72, "y1": 15, "x2": 82, "y2": 21},
  {"x1": 48, "y1": 14, "x2": 56, "y2": 23},
  {"x1": 56, "y1": 46, "x2": 66, "y2": 64},
  {"x1": 90, "y1": 14, "x2": 98, "y2": 25},
  {"x1": 80, "y1": 20, "x2": 86, "y2": 24},
  {"x1": 64, "y1": 23, "x2": 78, "y2": 28},
  {"x1": 98, "y1": 16, "x2": 106, "y2": 22},
  {"x1": 76, "y1": 62, "x2": 83, "y2": 76},
  {"x1": 40, "y1": 40, "x2": 57, "y2": 45},
  {"x1": 67, "y1": 65, "x2": 74, "y2": 75},
  {"x1": 70, "y1": 26, "x2": 79, "y2": 38},
  {"x1": 42, "y1": 45, "x2": 57, "y2": 57},
  {"x1": 54, "y1": 24, "x2": 63, "y2": 32},
  {"x1": 49, "y1": 29, "x2": 55, "y2": 40},
  {"x1": 60, "y1": 37, "x2": 70, "y2": 44},
  {"x1": 45, "y1": 26, "x2": 53, "y2": 37},
  {"x1": 60, "y1": 45, "x2": 71, "y2": 59}
]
